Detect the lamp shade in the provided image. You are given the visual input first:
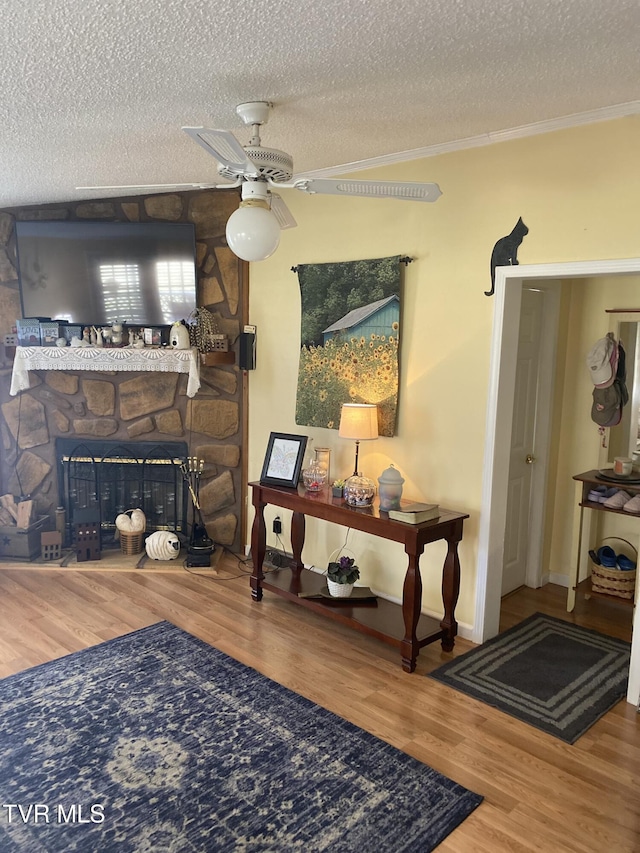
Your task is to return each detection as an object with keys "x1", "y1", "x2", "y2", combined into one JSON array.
[
  {"x1": 338, "y1": 404, "x2": 379, "y2": 440},
  {"x1": 225, "y1": 205, "x2": 280, "y2": 262}
]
